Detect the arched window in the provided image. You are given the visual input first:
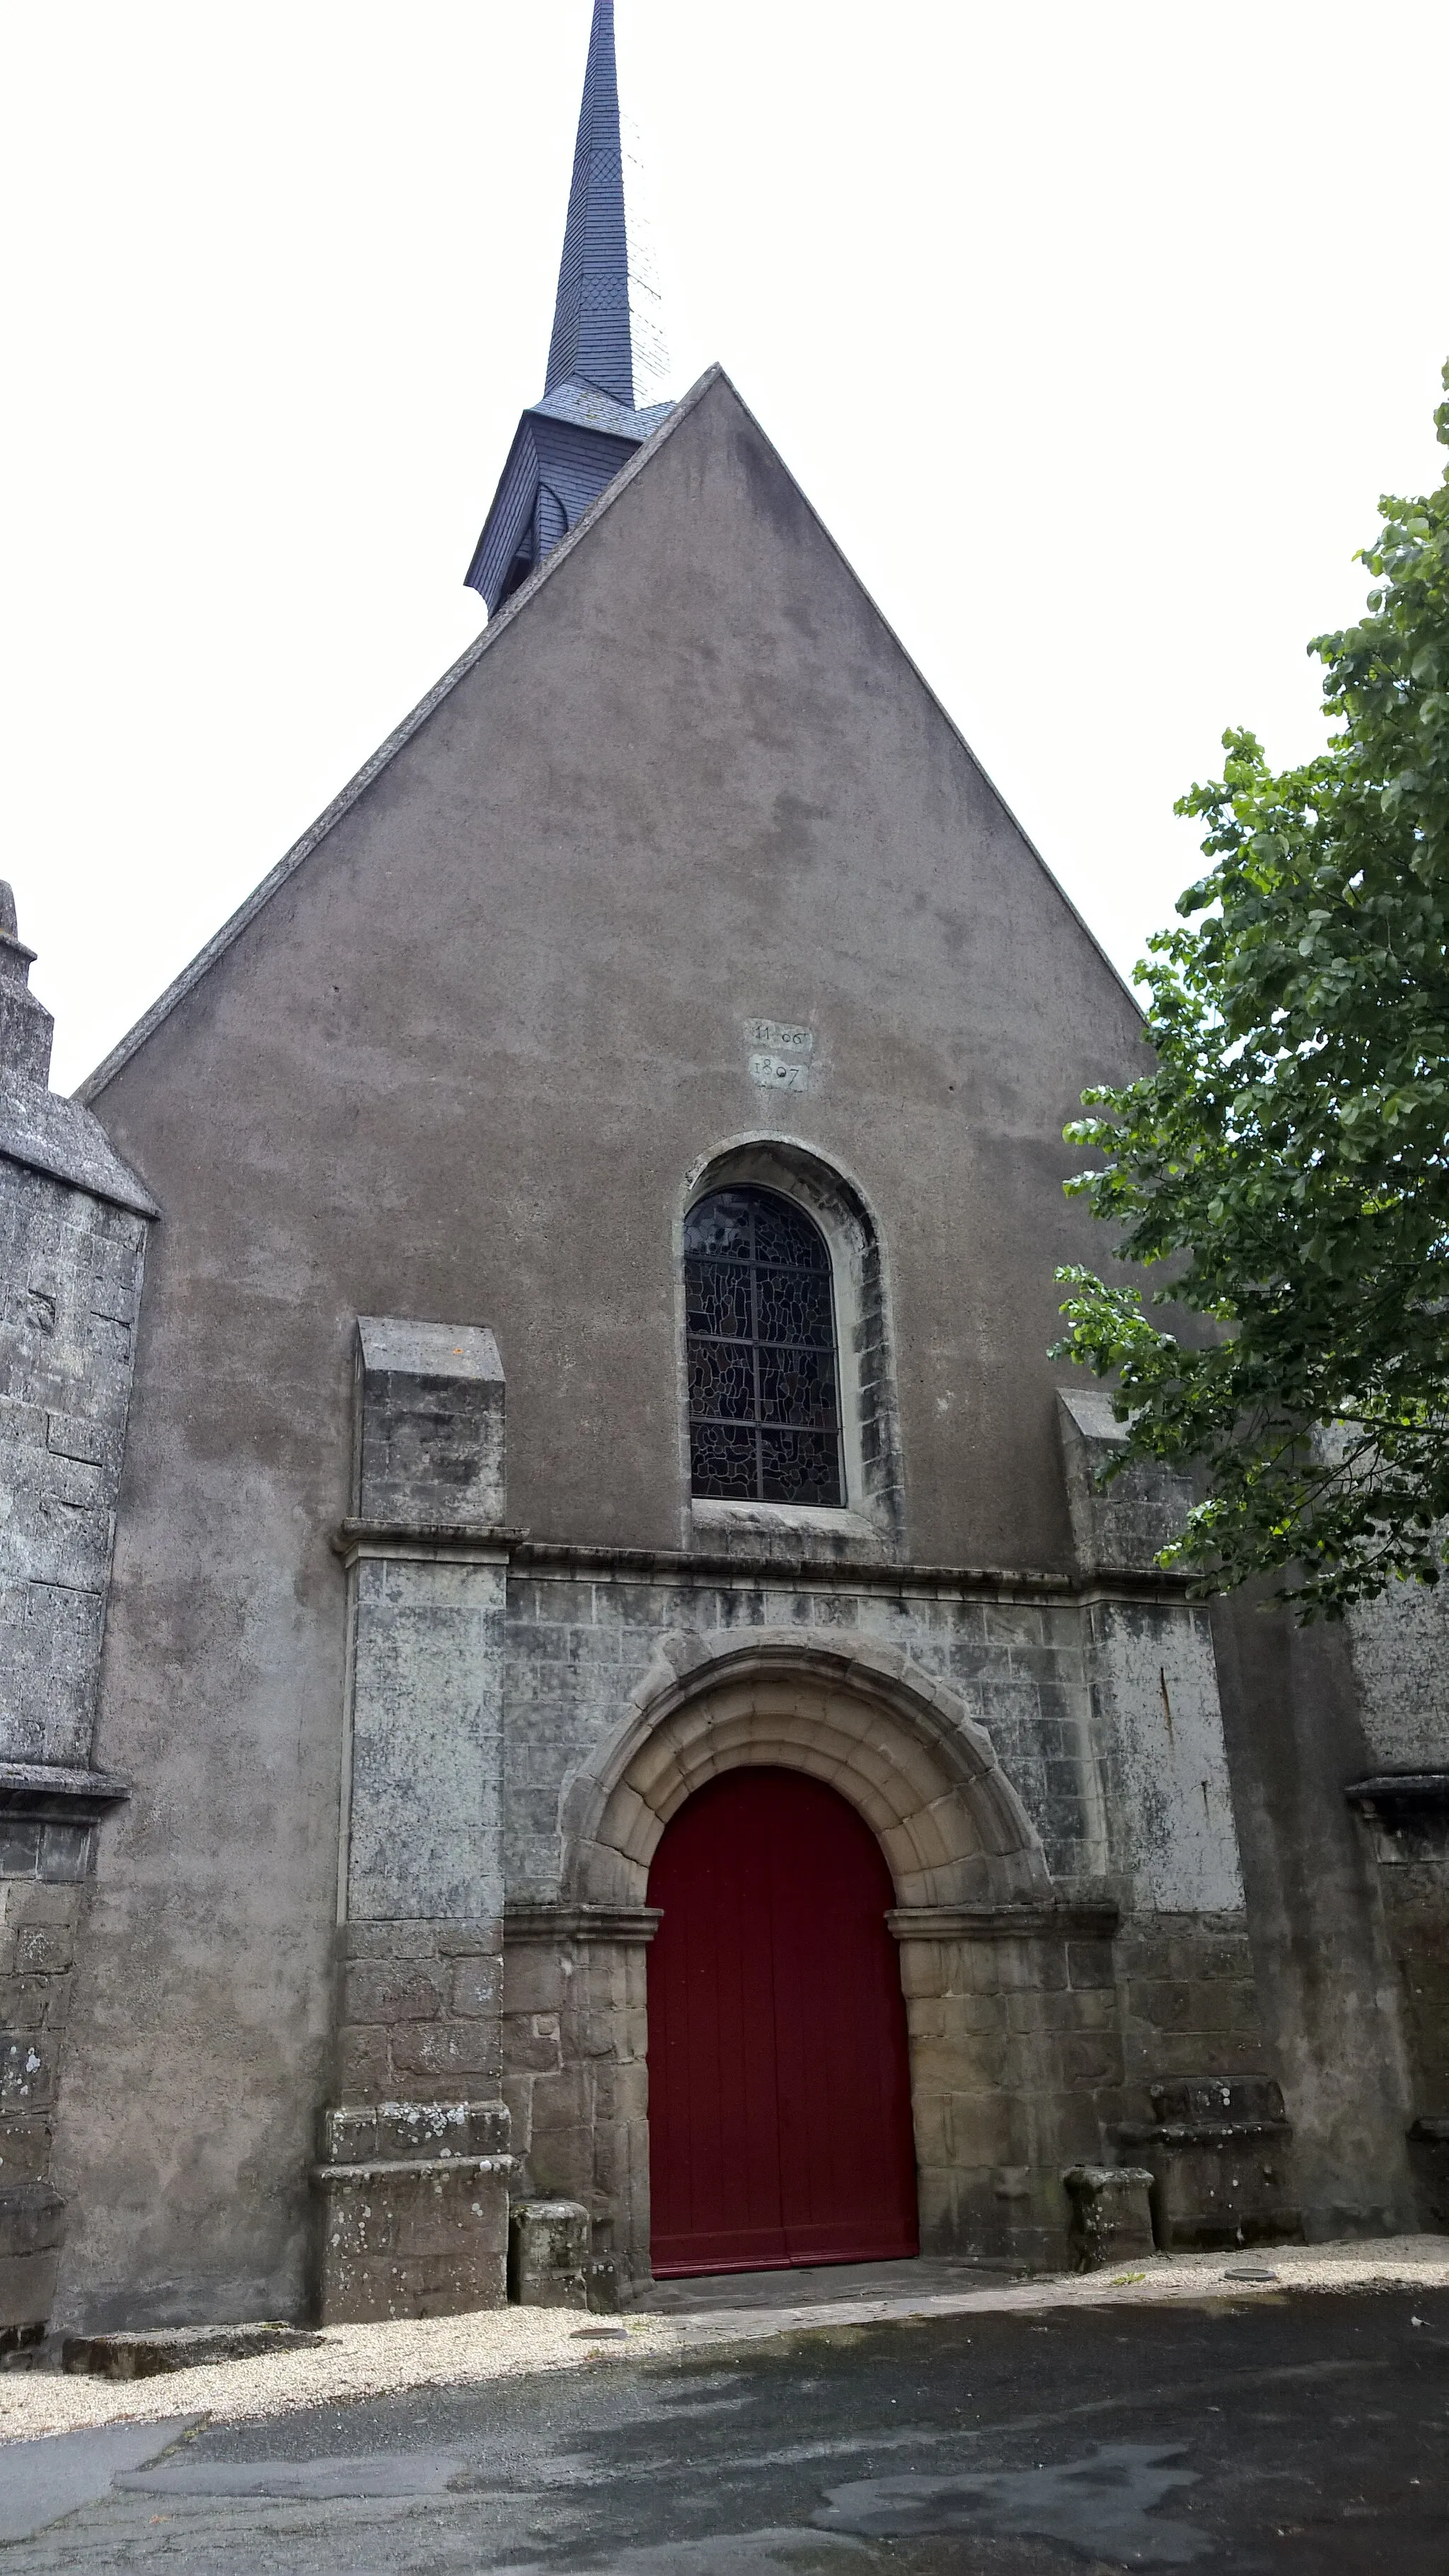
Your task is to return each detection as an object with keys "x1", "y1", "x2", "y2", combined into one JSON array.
[{"x1": 683, "y1": 1186, "x2": 843, "y2": 1507}]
